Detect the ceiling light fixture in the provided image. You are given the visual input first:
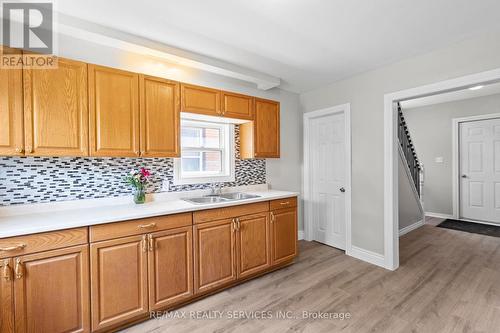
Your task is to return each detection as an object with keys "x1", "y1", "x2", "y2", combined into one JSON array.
[{"x1": 469, "y1": 85, "x2": 484, "y2": 91}]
